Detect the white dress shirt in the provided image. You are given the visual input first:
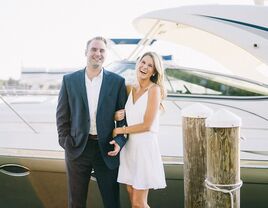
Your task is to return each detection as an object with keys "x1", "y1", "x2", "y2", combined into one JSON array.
[{"x1": 85, "y1": 69, "x2": 103, "y2": 135}]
